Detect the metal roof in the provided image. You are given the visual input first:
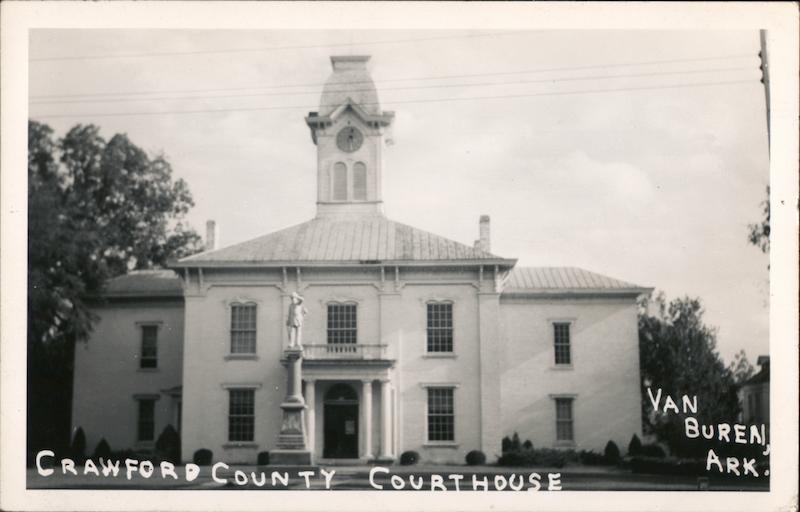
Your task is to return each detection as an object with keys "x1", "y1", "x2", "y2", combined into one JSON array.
[
  {"x1": 503, "y1": 266, "x2": 649, "y2": 295},
  {"x1": 101, "y1": 269, "x2": 183, "y2": 297},
  {"x1": 176, "y1": 216, "x2": 512, "y2": 266}
]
